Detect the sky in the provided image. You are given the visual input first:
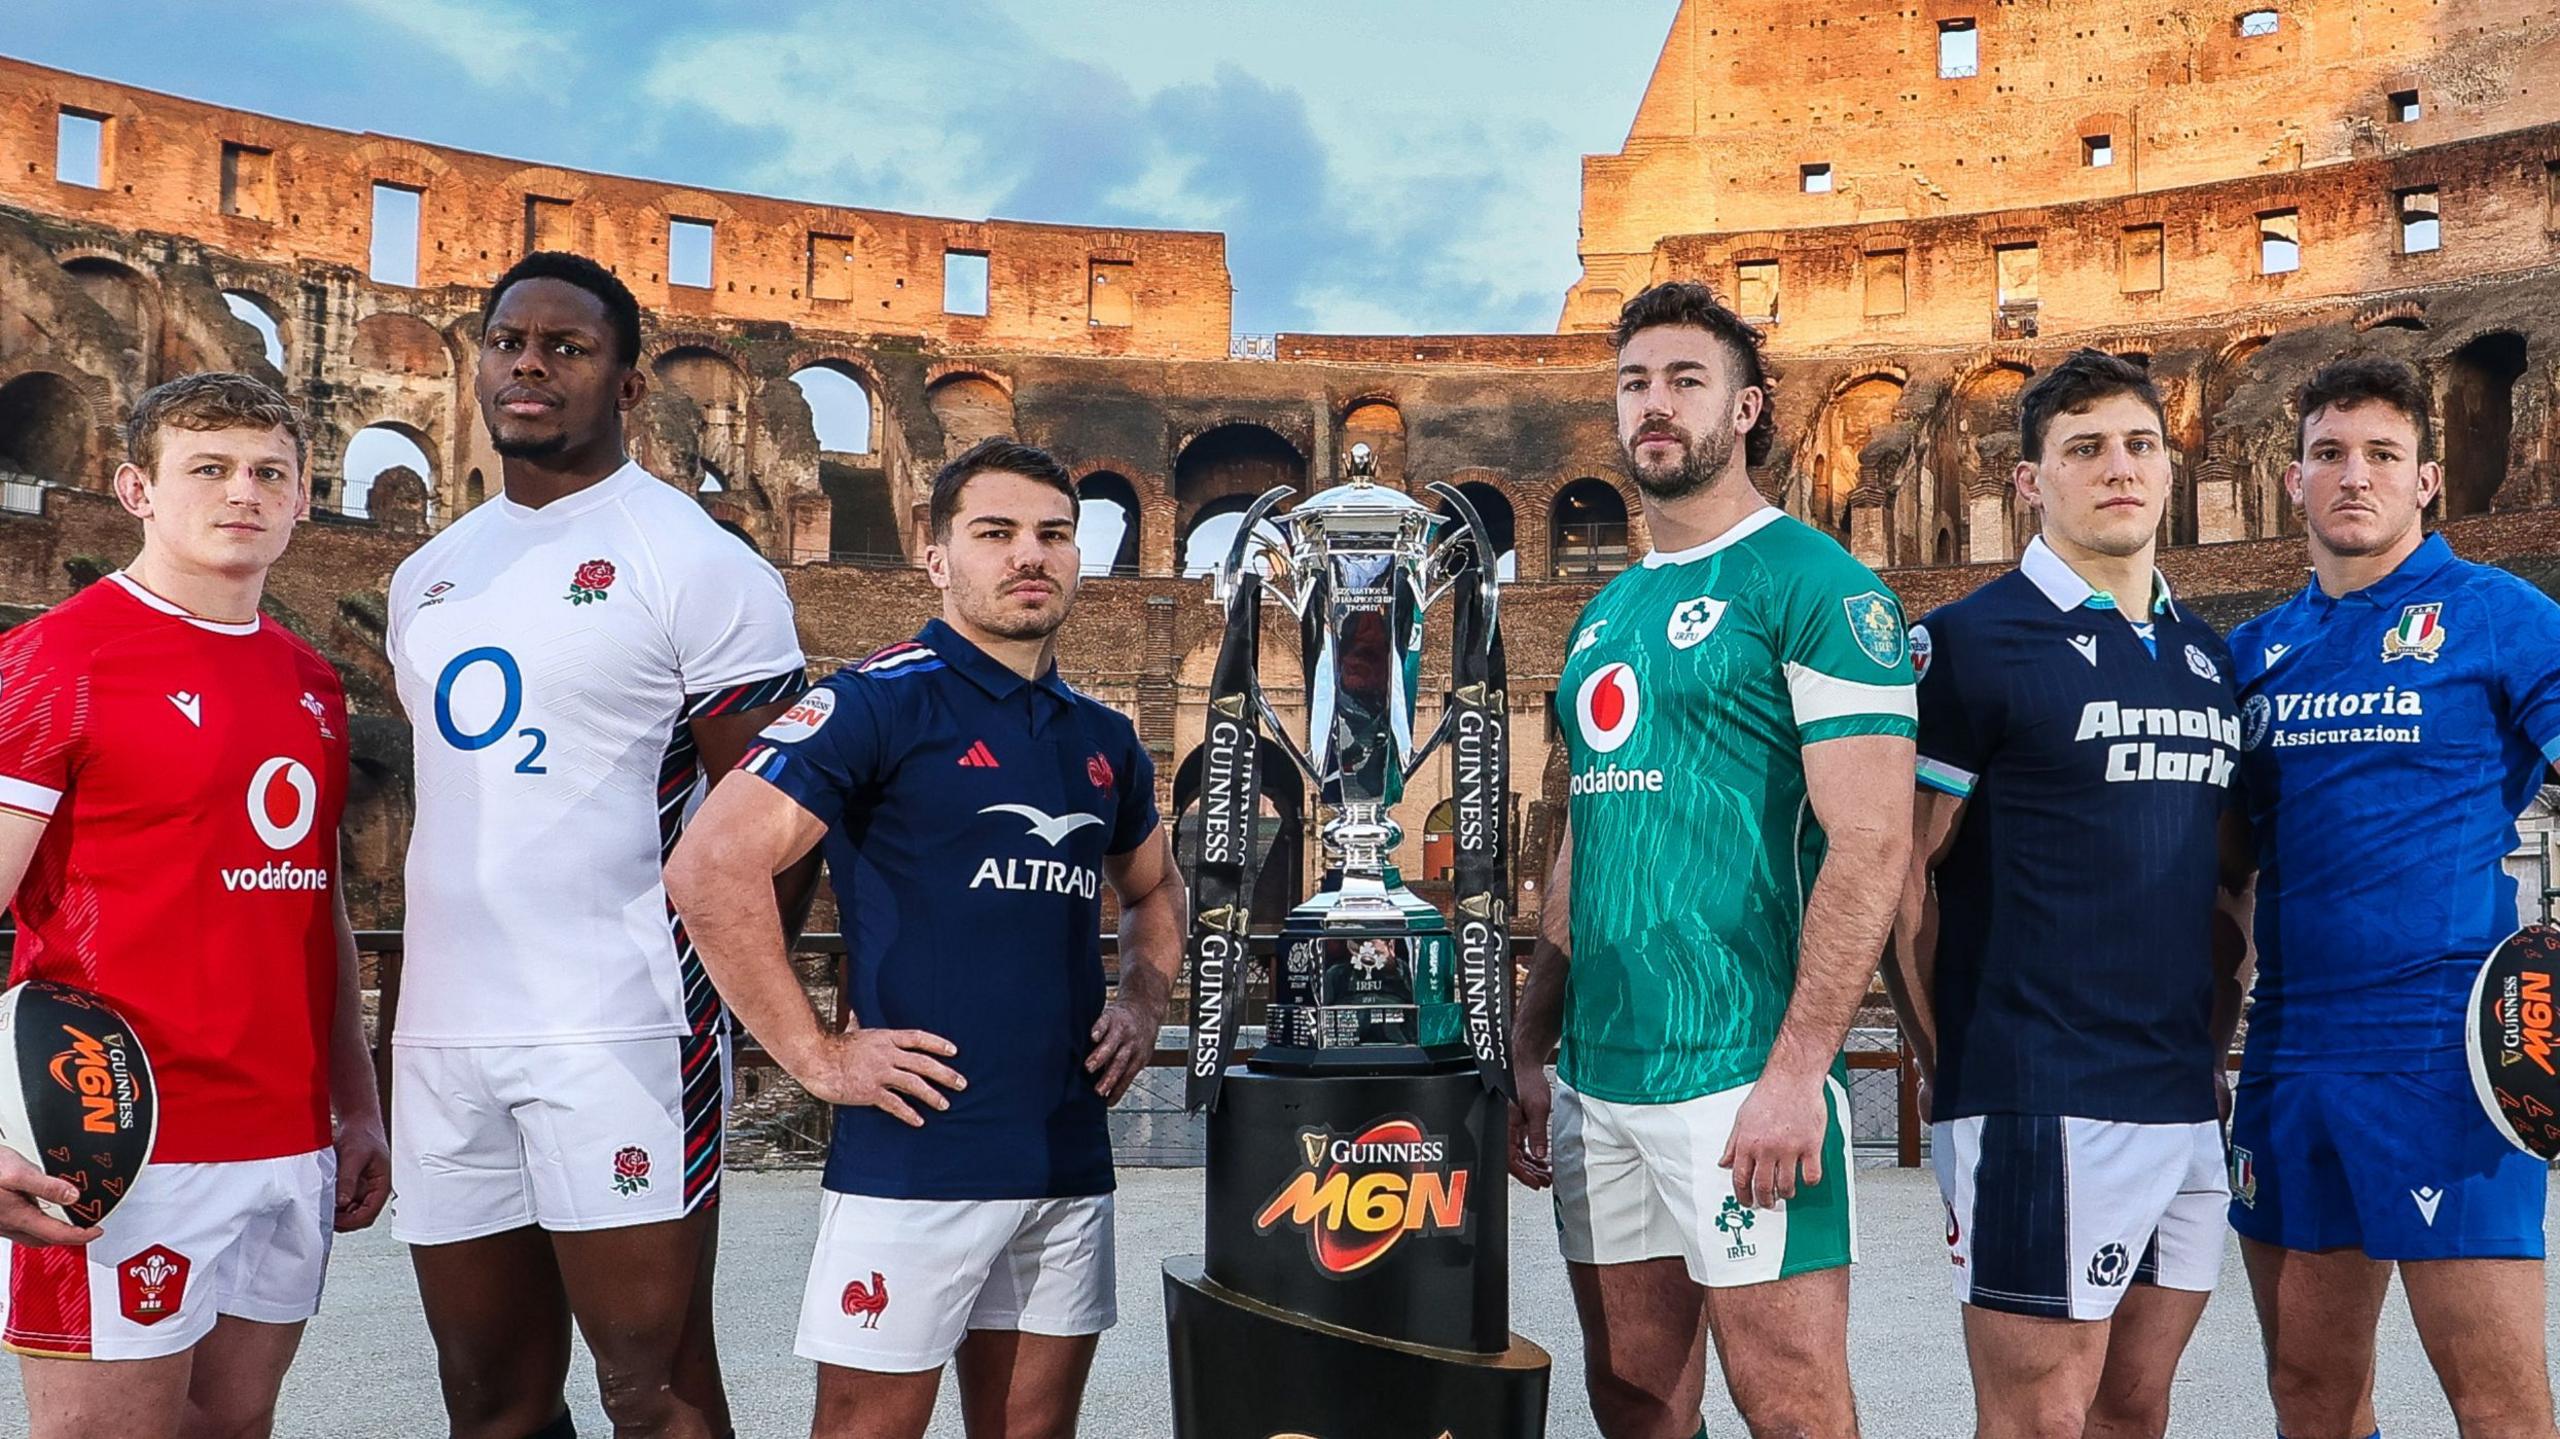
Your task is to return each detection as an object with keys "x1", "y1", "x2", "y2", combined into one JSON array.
[{"x1": 10, "y1": 0, "x2": 1679, "y2": 335}]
